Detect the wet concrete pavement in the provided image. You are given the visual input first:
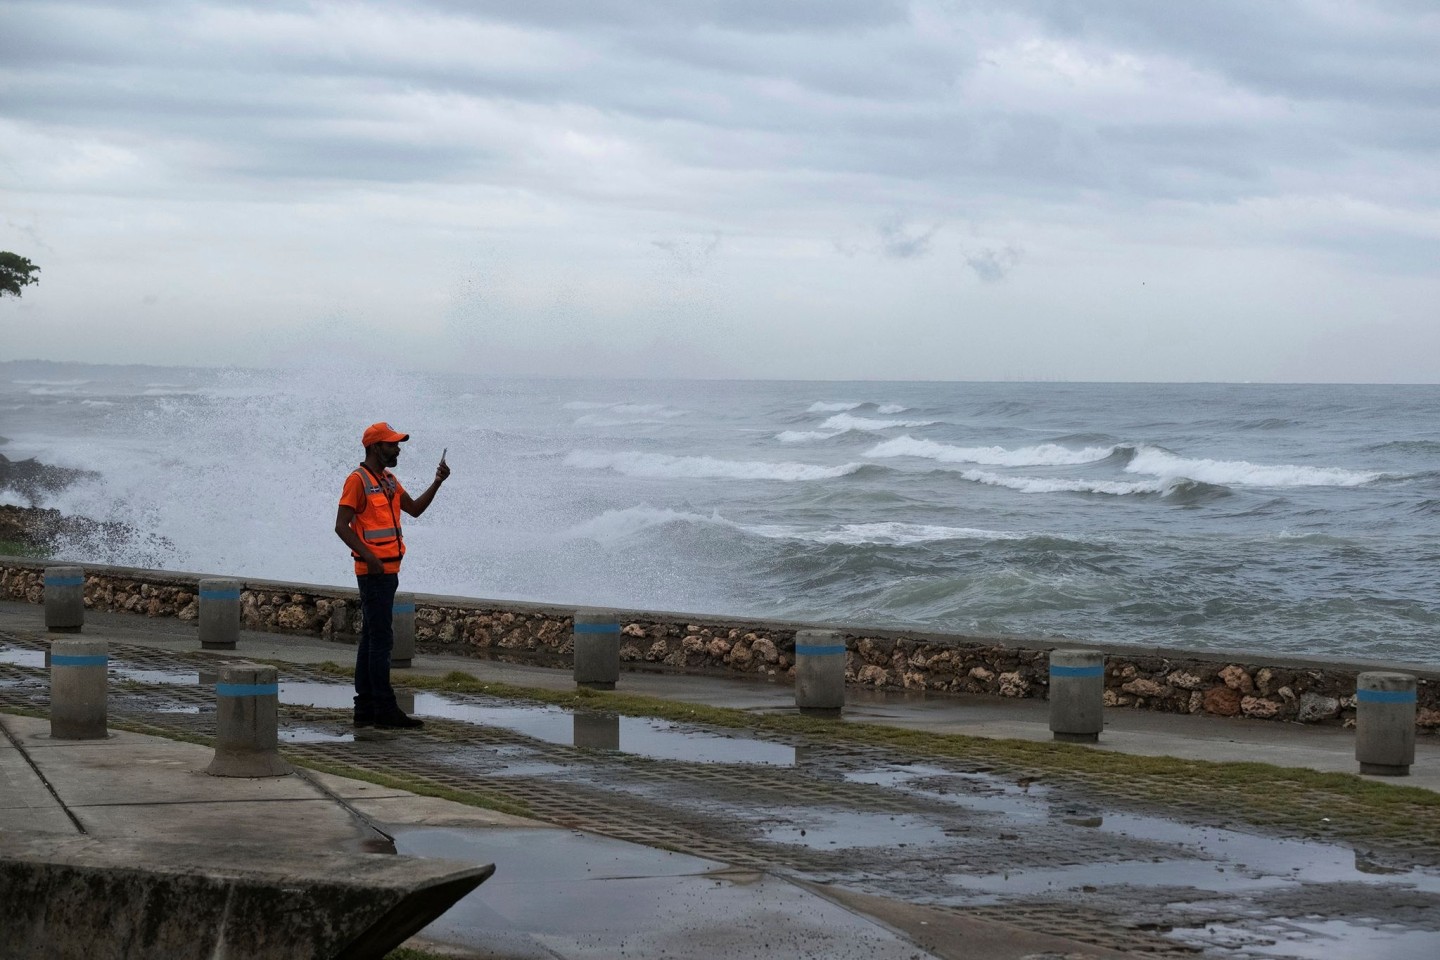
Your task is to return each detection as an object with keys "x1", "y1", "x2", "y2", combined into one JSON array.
[{"x1": 3, "y1": 601, "x2": 1440, "y2": 959}]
